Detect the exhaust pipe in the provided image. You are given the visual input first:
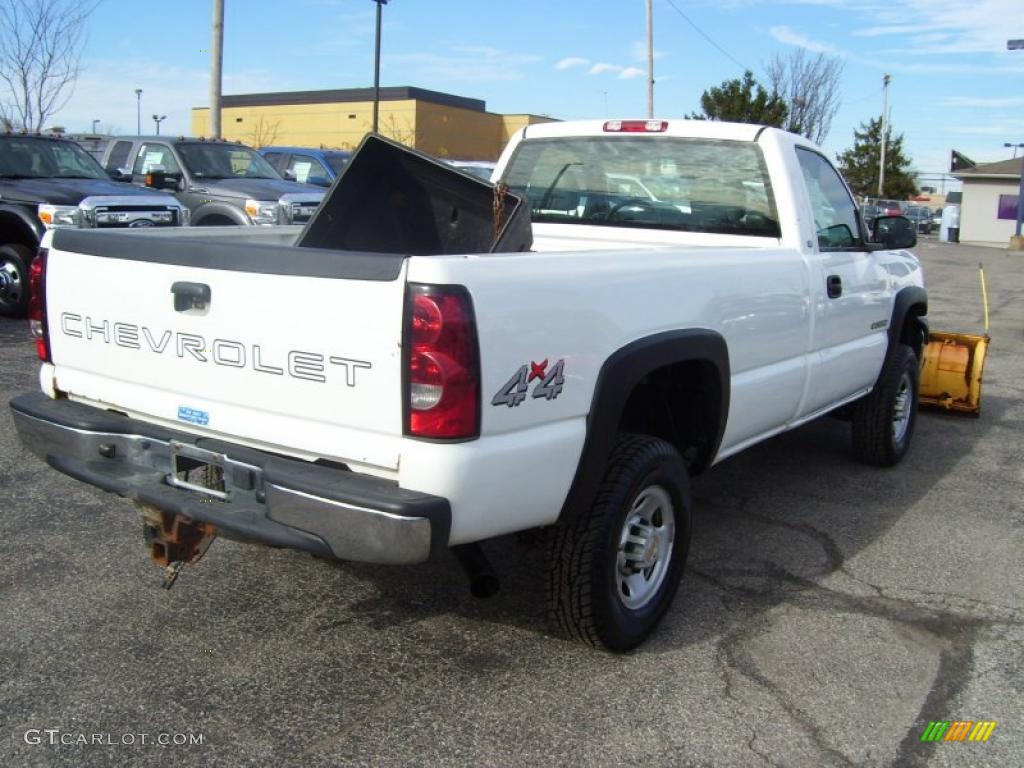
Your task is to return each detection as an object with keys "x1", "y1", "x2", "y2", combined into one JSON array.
[{"x1": 452, "y1": 543, "x2": 500, "y2": 598}]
